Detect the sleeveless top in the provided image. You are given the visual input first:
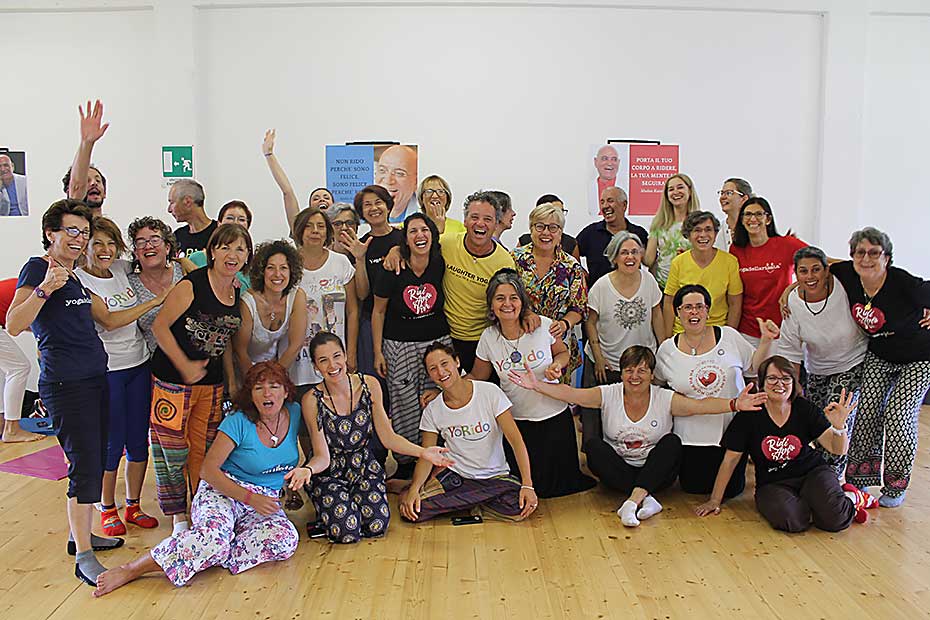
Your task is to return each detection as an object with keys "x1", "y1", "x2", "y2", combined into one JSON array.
[
  {"x1": 242, "y1": 289, "x2": 297, "y2": 364},
  {"x1": 311, "y1": 374, "x2": 384, "y2": 481},
  {"x1": 128, "y1": 262, "x2": 184, "y2": 355}
]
